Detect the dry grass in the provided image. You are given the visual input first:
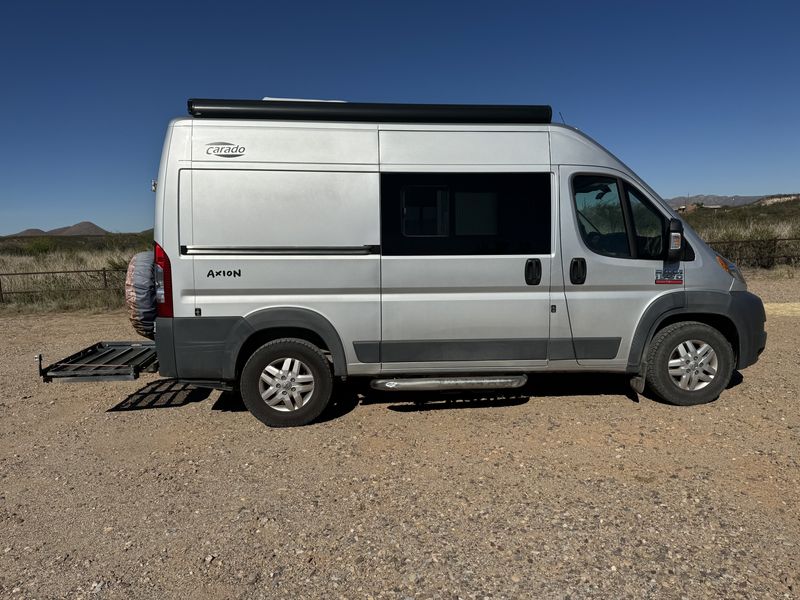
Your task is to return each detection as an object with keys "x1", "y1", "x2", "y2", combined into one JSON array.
[
  {"x1": 0, "y1": 250, "x2": 131, "y2": 273},
  {"x1": 688, "y1": 219, "x2": 800, "y2": 269},
  {"x1": 695, "y1": 220, "x2": 800, "y2": 244},
  {"x1": 685, "y1": 200, "x2": 800, "y2": 268},
  {"x1": 0, "y1": 251, "x2": 132, "y2": 313}
]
